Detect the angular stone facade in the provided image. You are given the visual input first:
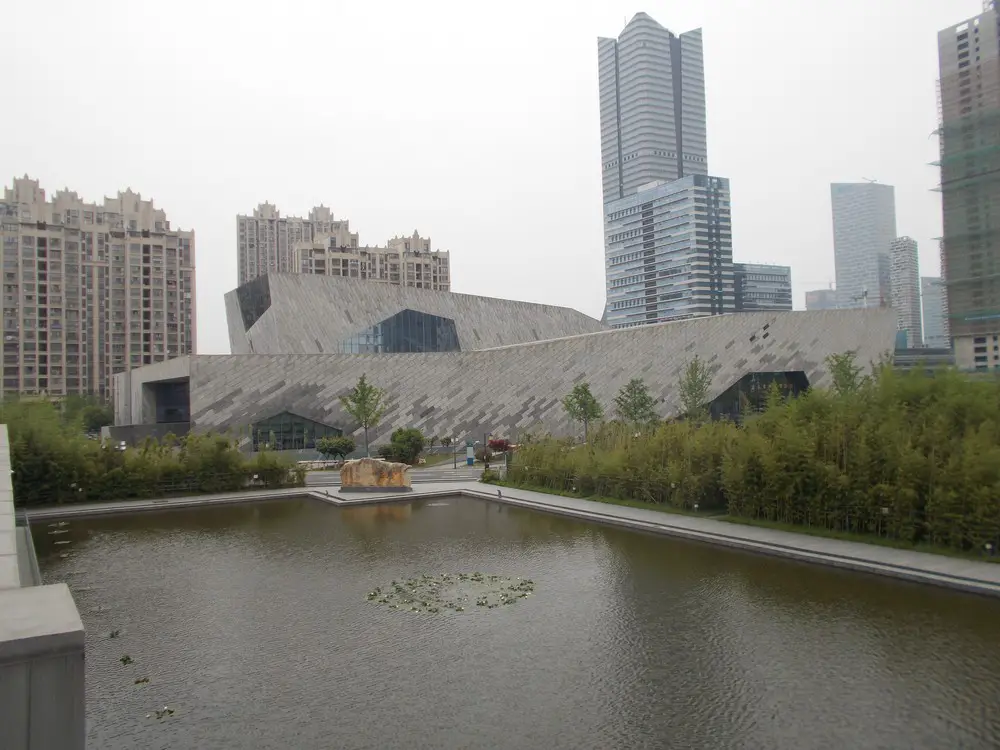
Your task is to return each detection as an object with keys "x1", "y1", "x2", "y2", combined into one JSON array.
[
  {"x1": 115, "y1": 308, "x2": 899, "y2": 447},
  {"x1": 225, "y1": 273, "x2": 605, "y2": 355}
]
